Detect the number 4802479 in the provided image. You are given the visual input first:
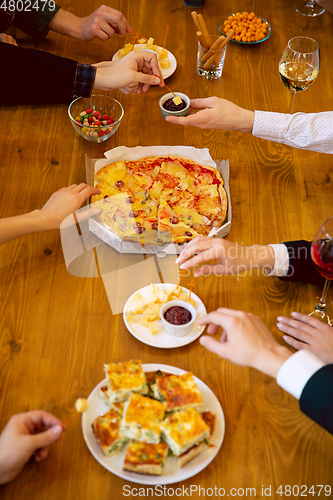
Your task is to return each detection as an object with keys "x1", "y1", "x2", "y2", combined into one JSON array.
[{"x1": 276, "y1": 485, "x2": 332, "y2": 496}]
